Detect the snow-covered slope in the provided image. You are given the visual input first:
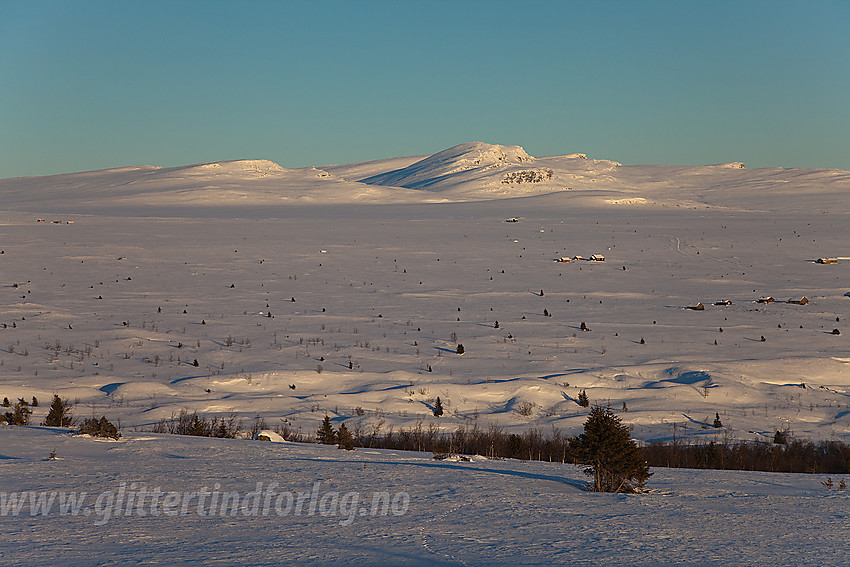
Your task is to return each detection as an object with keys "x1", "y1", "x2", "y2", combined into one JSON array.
[
  {"x1": 2, "y1": 425, "x2": 849, "y2": 566},
  {"x1": 0, "y1": 158, "x2": 437, "y2": 213}
]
